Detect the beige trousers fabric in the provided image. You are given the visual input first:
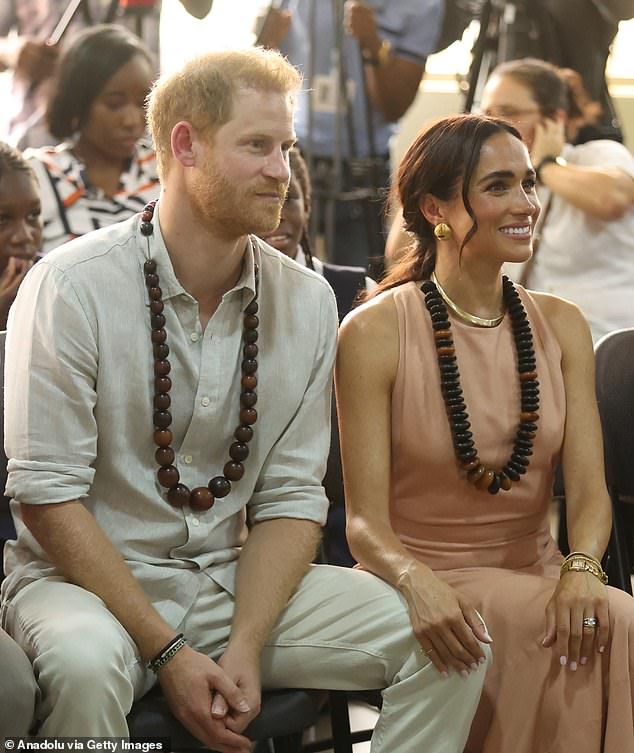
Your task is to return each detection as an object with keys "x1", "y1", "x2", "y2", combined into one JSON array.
[
  {"x1": 0, "y1": 627, "x2": 38, "y2": 735},
  {"x1": 3, "y1": 565, "x2": 490, "y2": 752}
]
